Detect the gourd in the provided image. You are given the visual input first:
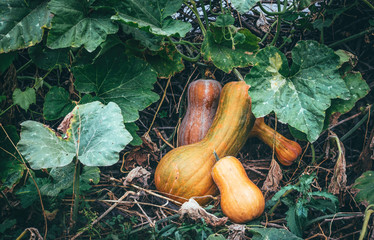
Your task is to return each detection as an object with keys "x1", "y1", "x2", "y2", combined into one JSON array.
[
  {"x1": 155, "y1": 81, "x2": 255, "y2": 205},
  {"x1": 211, "y1": 156, "x2": 265, "y2": 223},
  {"x1": 249, "y1": 117, "x2": 302, "y2": 166},
  {"x1": 178, "y1": 79, "x2": 222, "y2": 146}
]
